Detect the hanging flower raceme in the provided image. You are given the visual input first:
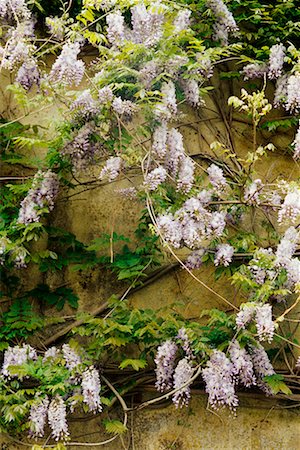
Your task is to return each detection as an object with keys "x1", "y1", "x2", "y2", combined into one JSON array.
[
  {"x1": 236, "y1": 302, "x2": 275, "y2": 343},
  {"x1": 206, "y1": 0, "x2": 238, "y2": 45},
  {"x1": 48, "y1": 395, "x2": 69, "y2": 441},
  {"x1": 99, "y1": 156, "x2": 123, "y2": 181},
  {"x1": 172, "y1": 358, "x2": 194, "y2": 408},
  {"x1": 18, "y1": 170, "x2": 59, "y2": 224},
  {"x1": 49, "y1": 42, "x2": 85, "y2": 86},
  {"x1": 250, "y1": 344, "x2": 275, "y2": 394},
  {"x1": 214, "y1": 244, "x2": 234, "y2": 267},
  {"x1": 28, "y1": 396, "x2": 49, "y2": 438},
  {"x1": 292, "y1": 121, "x2": 300, "y2": 160},
  {"x1": 278, "y1": 189, "x2": 300, "y2": 224},
  {"x1": 268, "y1": 44, "x2": 285, "y2": 79},
  {"x1": 202, "y1": 350, "x2": 238, "y2": 411},
  {"x1": 207, "y1": 163, "x2": 227, "y2": 191},
  {"x1": 2, "y1": 344, "x2": 37, "y2": 378},
  {"x1": 228, "y1": 340, "x2": 256, "y2": 388},
  {"x1": 154, "y1": 340, "x2": 178, "y2": 392},
  {"x1": 81, "y1": 366, "x2": 102, "y2": 413}
]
